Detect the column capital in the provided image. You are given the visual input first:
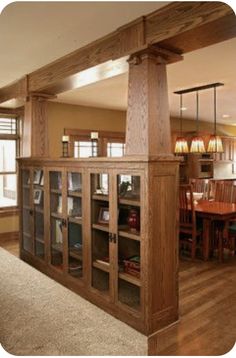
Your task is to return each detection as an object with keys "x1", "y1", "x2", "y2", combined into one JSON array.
[
  {"x1": 27, "y1": 92, "x2": 57, "y2": 102},
  {"x1": 128, "y1": 45, "x2": 183, "y2": 66}
]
